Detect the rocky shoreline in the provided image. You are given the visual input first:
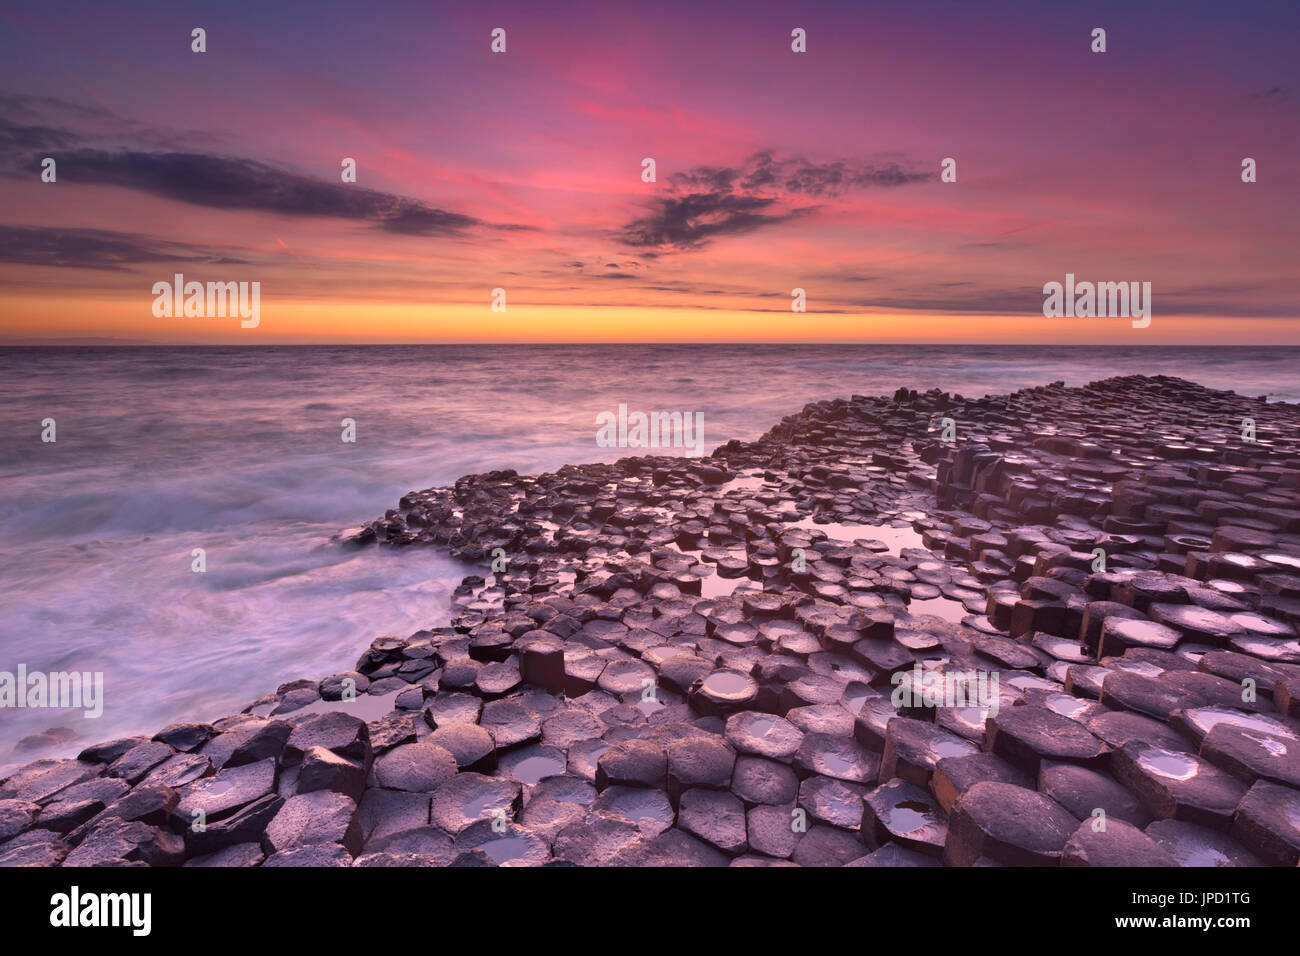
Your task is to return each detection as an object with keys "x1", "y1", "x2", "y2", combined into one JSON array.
[{"x1": 3, "y1": 374, "x2": 1299, "y2": 867}]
